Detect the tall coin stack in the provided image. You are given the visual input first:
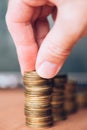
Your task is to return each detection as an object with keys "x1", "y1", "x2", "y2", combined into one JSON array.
[
  {"x1": 23, "y1": 71, "x2": 53, "y2": 128},
  {"x1": 52, "y1": 75, "x2": 67, "y2": 121},
  {"x1": 65, "y1": 81, "x2": 78, "y2": 115}
]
